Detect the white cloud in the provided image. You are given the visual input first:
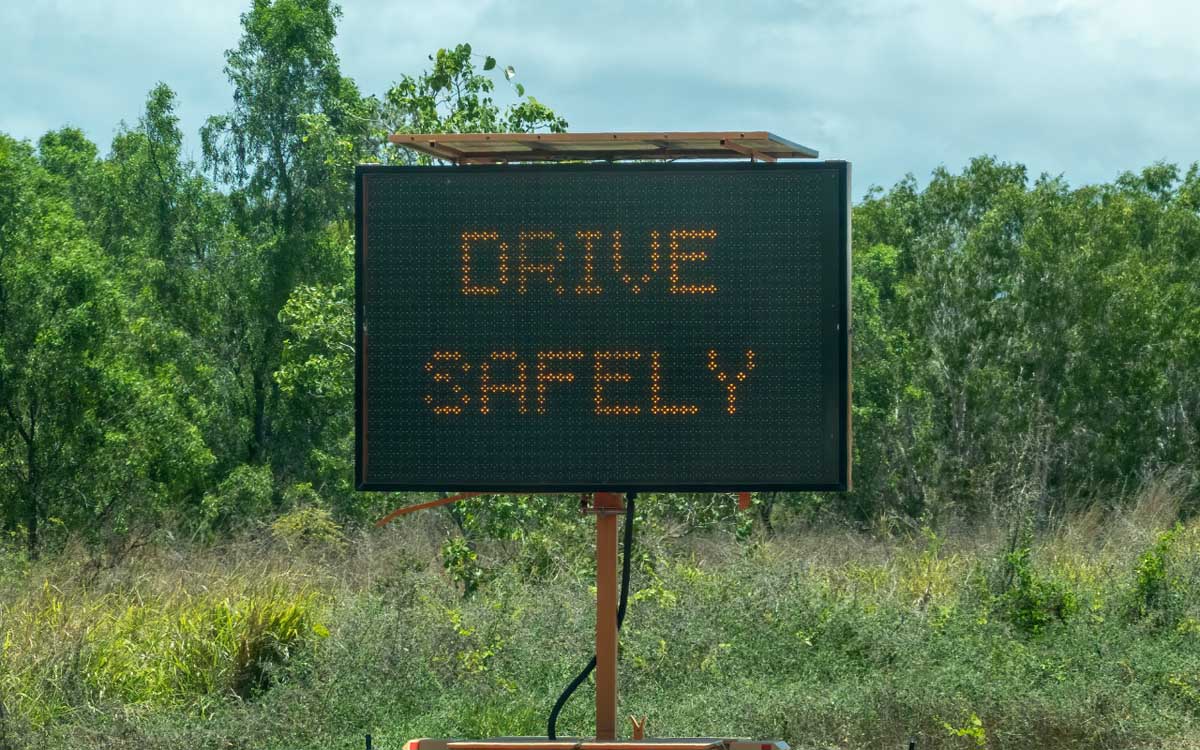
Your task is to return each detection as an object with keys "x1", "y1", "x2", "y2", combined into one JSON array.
[{"x1": 3, "y1": 0, "x2": 1197, "y2": 194}]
